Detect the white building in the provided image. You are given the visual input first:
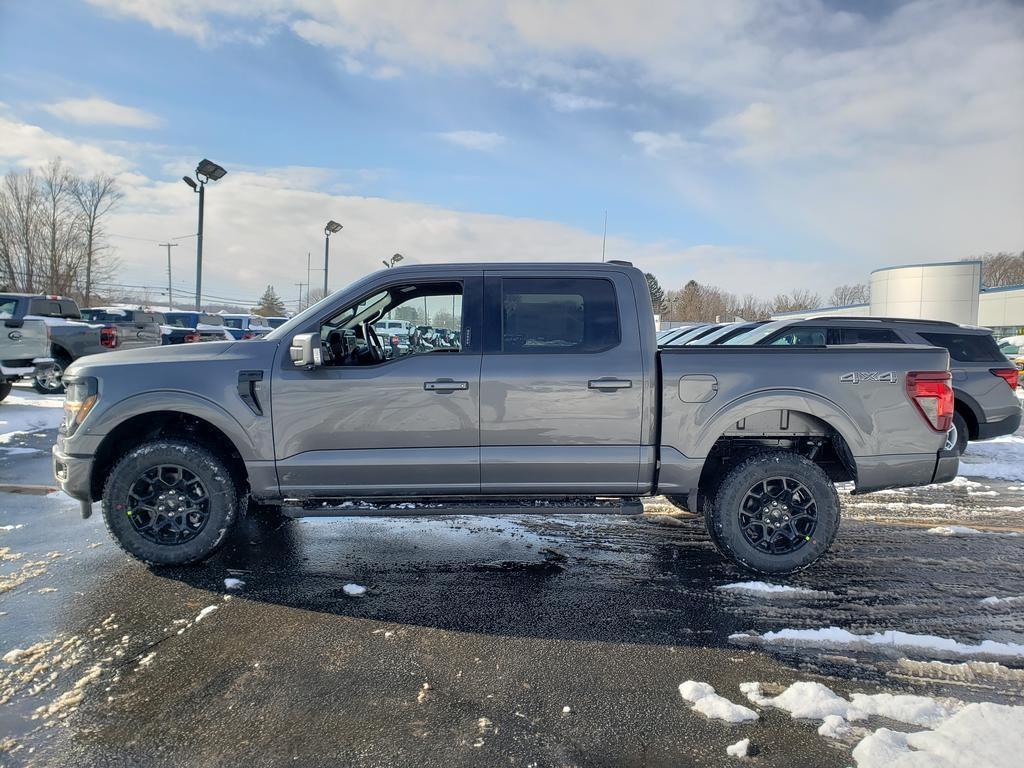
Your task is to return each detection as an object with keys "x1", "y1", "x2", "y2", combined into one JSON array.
[{"x1": 773, "y1": 260, "x2": 1024, "y2": 337}]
